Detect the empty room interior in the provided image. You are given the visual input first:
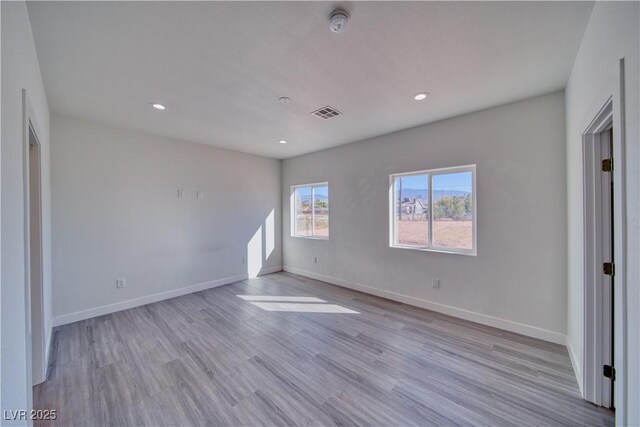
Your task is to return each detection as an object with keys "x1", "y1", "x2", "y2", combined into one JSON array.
[{"x1": 1, "y1": 1, "x2": 639, "y2": 426}]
